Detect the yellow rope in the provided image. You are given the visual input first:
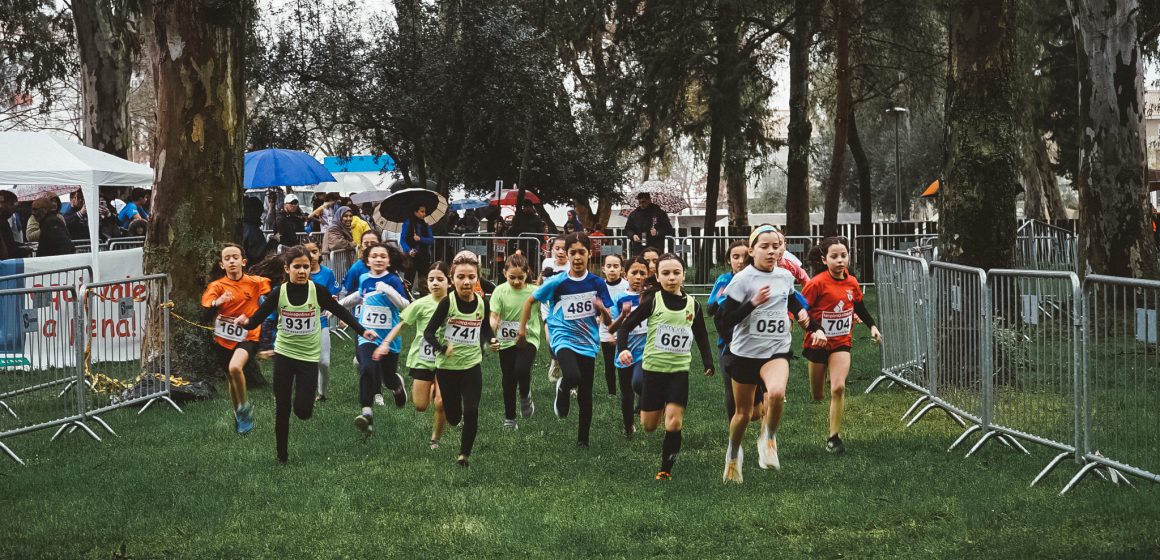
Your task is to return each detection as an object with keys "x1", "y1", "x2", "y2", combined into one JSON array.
[{"x1": 79, "y1": 294, "x2": 195, "y2": 394}]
